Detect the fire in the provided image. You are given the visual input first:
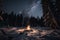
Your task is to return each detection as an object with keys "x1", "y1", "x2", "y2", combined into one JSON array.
[{"x1": 26, "y1": 25, "x2": 31, "y2": 30}]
